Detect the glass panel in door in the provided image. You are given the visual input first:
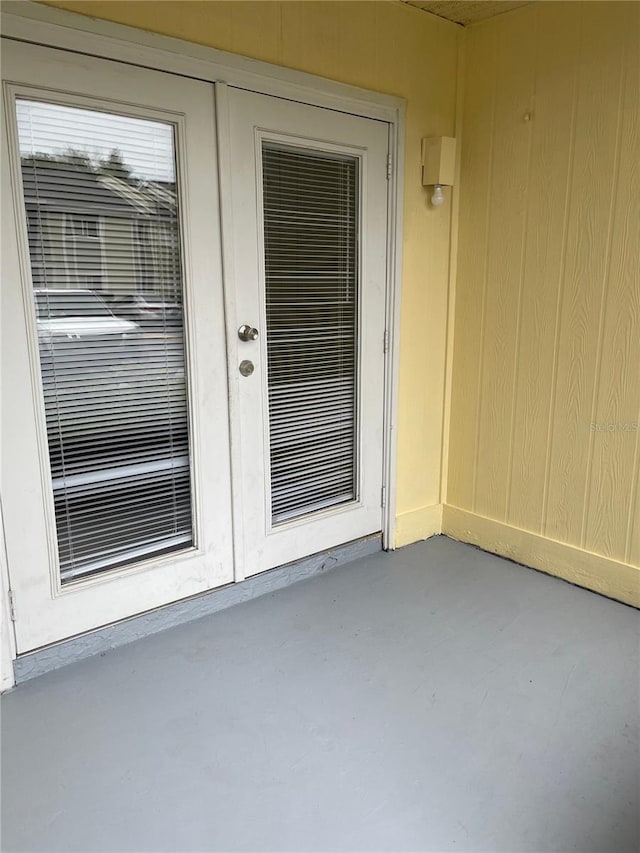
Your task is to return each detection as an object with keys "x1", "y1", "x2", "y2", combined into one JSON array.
[
  {"x1": 16, "y1": 99, "x2": 192, "y2": 583},
  {"x1": 262, "y1": 144, "x2": 359, "y2": 523}
]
